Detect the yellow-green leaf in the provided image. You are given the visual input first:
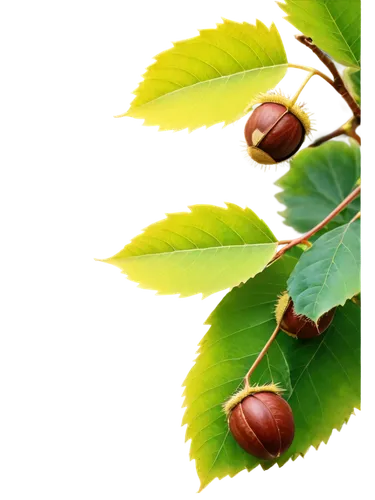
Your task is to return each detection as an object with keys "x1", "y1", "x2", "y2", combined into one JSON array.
[
  {"x1": 122, "y1": 19, "x2": 288, "y2": 131},
  {"x1": 100, "y1": 204, "x2": 278, "y2": 298},
  {"x1": 278, "y1": 0, "x2": 360, "y2": 68}
]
